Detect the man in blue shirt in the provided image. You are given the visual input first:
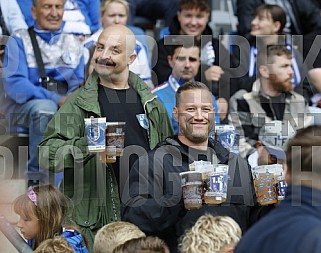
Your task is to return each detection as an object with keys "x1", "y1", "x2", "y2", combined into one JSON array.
[{"x1": 153, "y1": 37, "x2": 221, "y2": 133}]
